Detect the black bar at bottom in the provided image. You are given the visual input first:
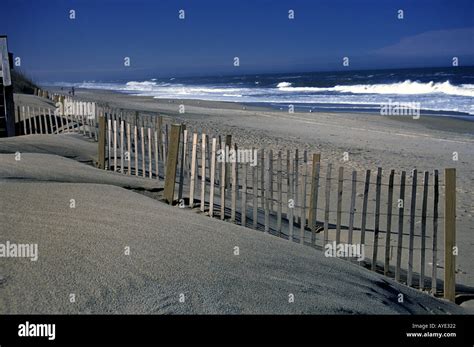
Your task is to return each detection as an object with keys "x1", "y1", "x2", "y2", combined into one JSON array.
[{"x1": 0, "y1": 315, "x2": 473, "y2": 345}]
